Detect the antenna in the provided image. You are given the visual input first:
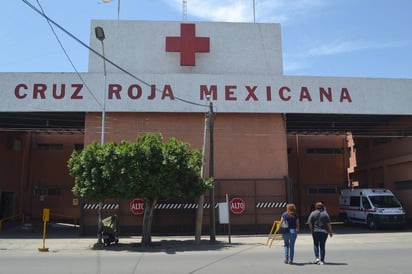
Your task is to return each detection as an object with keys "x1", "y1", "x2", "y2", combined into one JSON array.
[
  {"x1": 253, "y1": 0, "x2": 256, "y2": 23},
  {"x1": 183, "y1": 0, "x2": 187, "y2": 21}
]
